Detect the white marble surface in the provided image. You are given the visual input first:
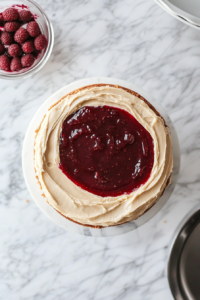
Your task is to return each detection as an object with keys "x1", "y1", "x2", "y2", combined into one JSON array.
[{"x1": 0, "y1": 0, "x2": 200, "y2": 299}]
